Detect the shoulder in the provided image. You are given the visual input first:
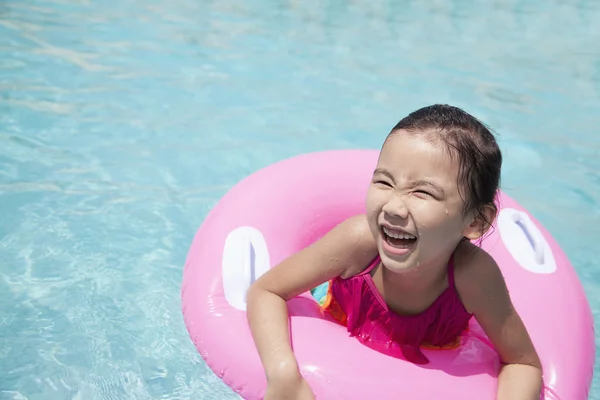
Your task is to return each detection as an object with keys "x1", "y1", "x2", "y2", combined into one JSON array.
[
  {"x1": 339, "y1": 214, "x2": 376, "y2": 249},
  {"x1": 250, "y1": 214, "x2": 378, "y2": 300},
  {"x1": 297, "y1": 214, "x2": 377, "y2": 268},
  {"x1": 453, "y1": 240, "x2": 508, "y2": 315},
  {"x1": 329, "y1": 214, "x2": 378, "y2": 273},
  {"x1": 333, "y1": 214, "x2": 378, "y2": 277}
]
